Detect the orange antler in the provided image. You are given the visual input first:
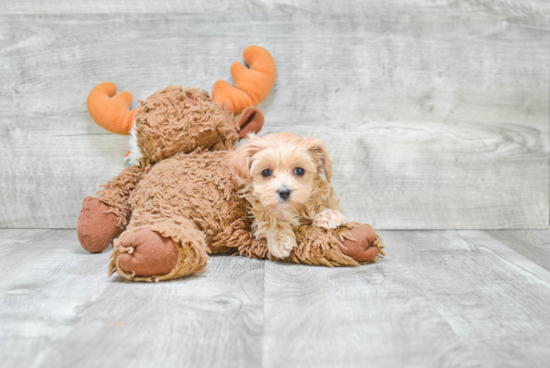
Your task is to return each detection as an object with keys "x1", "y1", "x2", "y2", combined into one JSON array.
[
  {"x1": 212, "y1": 46, "x2": 276, "y2": 114},
  {"x1": 86, "y1": 82, "x2": 136, "y2": 135}
]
